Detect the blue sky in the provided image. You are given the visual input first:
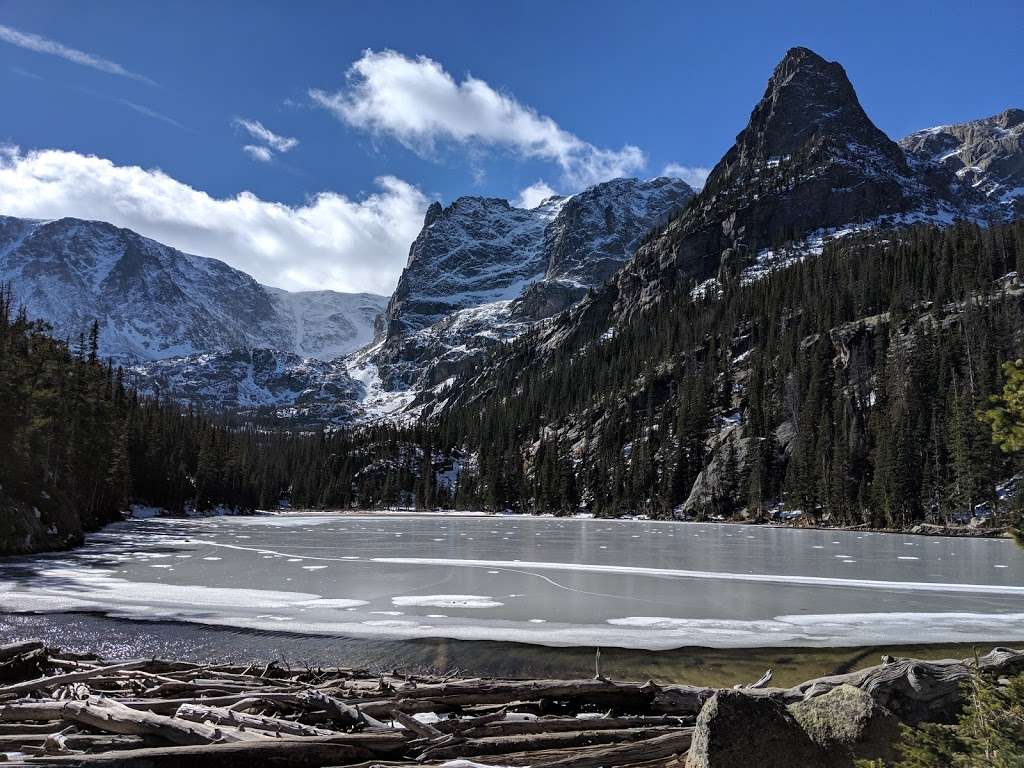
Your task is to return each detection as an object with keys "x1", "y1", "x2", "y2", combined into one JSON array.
[{"x1": 0, "y1": 0, "x2": 1021, "y2": 293}]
